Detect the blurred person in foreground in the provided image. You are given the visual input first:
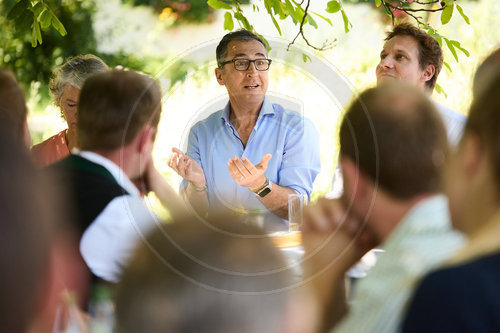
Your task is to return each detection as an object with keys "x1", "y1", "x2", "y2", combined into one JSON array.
[
  {"x1": 32, "y1": 54, "x2": 108, "y2": 167},
  {"x1": 402, "y1": 49, "x2": 500, "y2": 332},
  {"x1": 0, "y1": 120, "x2": 52, "y2": 332},
  {"x1": 115, "y1": 214, "x2": 317, "y2": 333},
  {"x1": 0, "y1": 69, "x2": 31, "y2": 146},
  {"x1": 0, "y1": 70, "x2": 86, "y2": 332},
  {"x1": 302, "y1": 82, "x2": 464, "y2": 332},
  {"x1": 168, "y1": 29, "x2": 320, "y2": 230},
  {"x1": 46, "y1": 70, "x2": 185, "y2": 289}
]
